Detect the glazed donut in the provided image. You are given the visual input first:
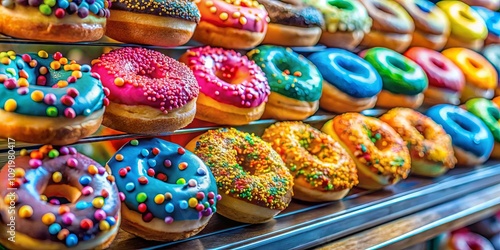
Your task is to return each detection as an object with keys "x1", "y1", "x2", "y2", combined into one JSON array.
[
  {"x1": 107, "y1": 138, "x2": 219, "y2": 241},
  {"x1": 0, "y1": 145, "x2": 121, "y2": 249},
  {"x1": 91, "y1": 47, "x2": 199, "y2": 134},
  {"x1": 426, "y1": 104, "x2": 494, "y2": 166},
  {"x1": 262, "y1": 121, "x2": 358, "y2": 202},
  {"x1": 322, "y1": 113, "x2": 411, "y2": 190},
  {"x1": 462, "y1": 0, "x2": 500, "y2": 10},
  {"x1": 304, "y1": 0, "x2": 372, "y2": 50},
  {"x1": 185, "y1": 128, "x2": 293, "y2": 224},
  {"x1": 248, "y1": 45, "x2": 322, "y2": 120},
  {"x1": 308, "y1": 48, "x2": 382, "y2": 113},
  {"x1": 258, "y1": 0, "x2": 324, "y2": 47},
  {"x1": 358, "y1": 0, "x2": 414, "y2": 53},
  {"x1": 379, "y1": 108, "x2": 456, "y2": 177},
  {"x1": 362, "y1": 47, "x2": 428, "y2": 109},
  {"x1": 106, "y1": 0, "x2": 200, "y2": 47},
  {"x1": 192, "y1": 0, "x2": 269, "y2": 49},
  {"x1": 396, "y1": 0, "x2": 450, "y2": 51},
  {"x1": 0, "y1": 50, "x2": 109, "y2": 145},
  {"x1": 179, "y1": 46, "x2": 269, "y2": 125},
  {"x1": 464, "y1": 98, "x2": 500, "y2": 158},
  {"x1": 0, "y1": 0, "x2": 110, "y2": 42},
  {"x1": 482, "y1": 45, "x2": 500, "y2": 95},
  {"x1": 446, "y1": 231, "x2": 495, "y2": 250},
  {"x1": 437, "y1": 1, "x2": 487, "y2": 51},
  {"x1": 404, "y1": 47, "x2": 465, "y2": 106},
  {"x1": 473, "y1": 6, "x2": 500, "y2": 45},
  {"x1": 442, "y1": 48, "x2": 497, "y2": 103}
]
